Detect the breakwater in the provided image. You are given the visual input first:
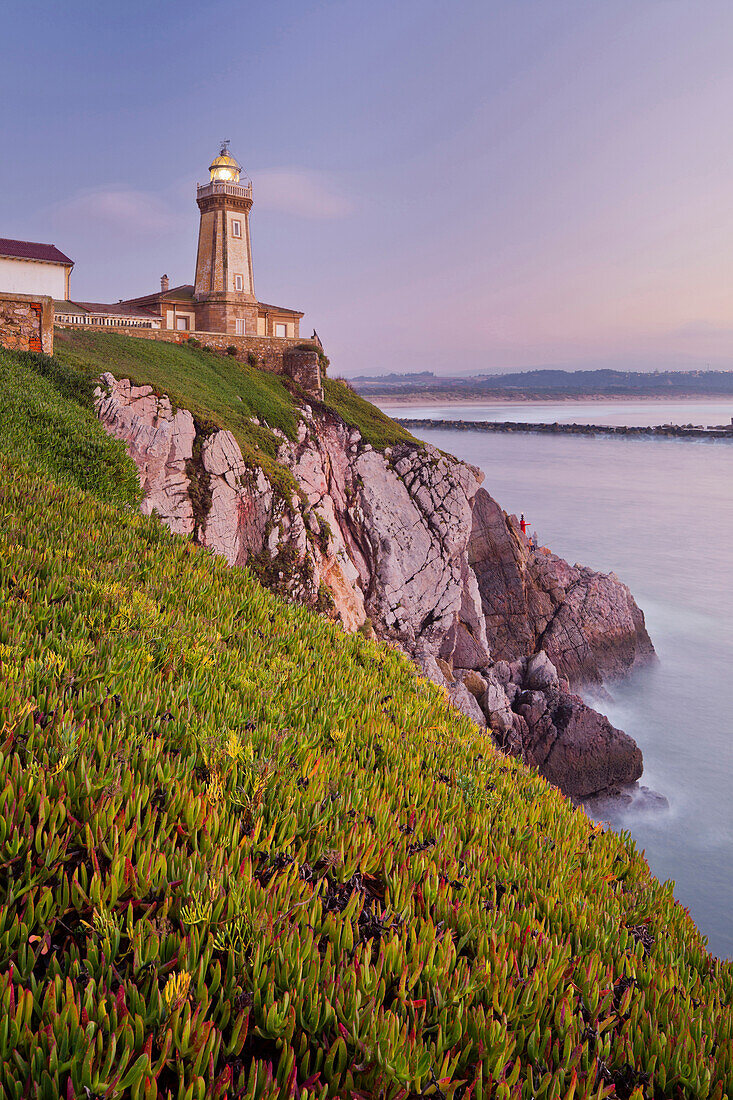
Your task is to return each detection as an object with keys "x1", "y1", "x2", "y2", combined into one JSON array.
[{"x1": 395, "y1": 417, "x2": 733, "y2": 440}]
